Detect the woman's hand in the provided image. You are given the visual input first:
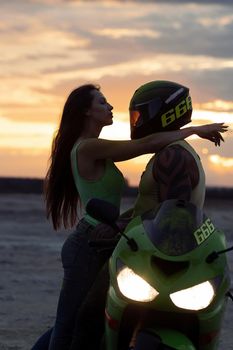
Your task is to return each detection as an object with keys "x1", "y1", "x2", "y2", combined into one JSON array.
[{"x1": 194, "y1": 123, "x2": 229, "y2": 146}]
